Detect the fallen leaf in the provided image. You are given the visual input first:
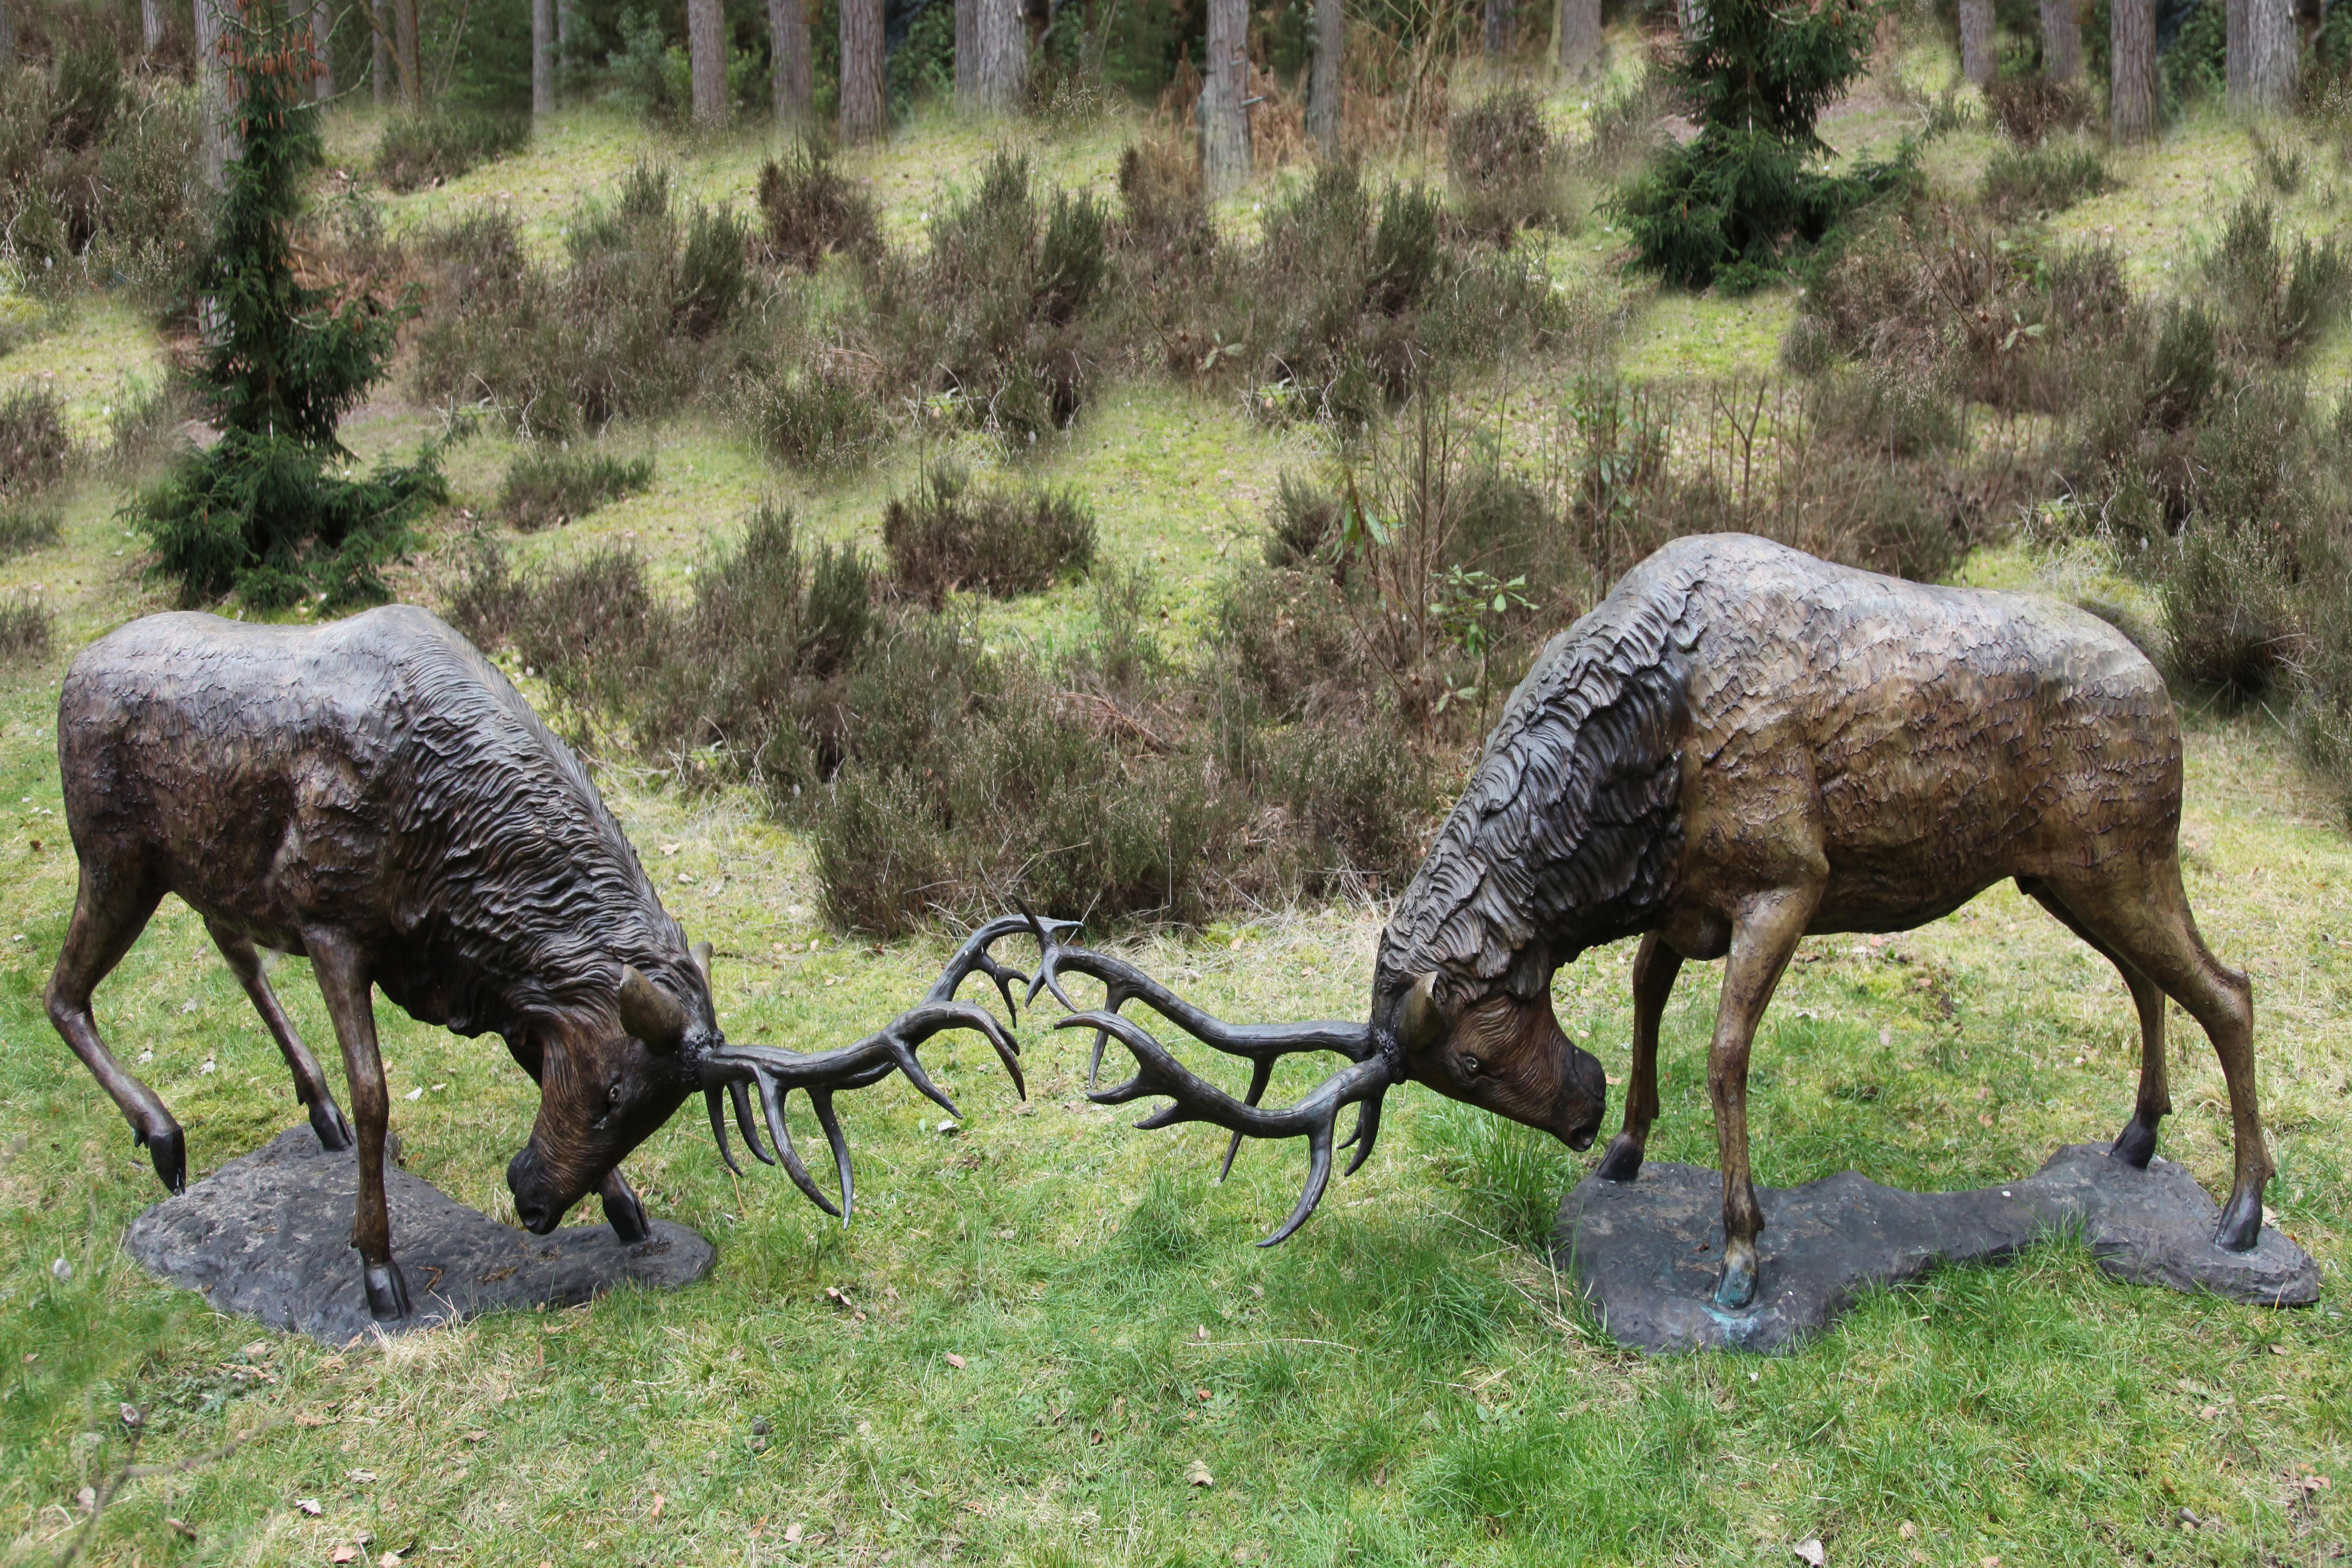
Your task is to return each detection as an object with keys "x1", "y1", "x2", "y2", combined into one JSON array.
[
  {"x1": 464, "y1": 1430, "x2": 488, "y2": 1443},
  {"x1": 297, "y1": 1498, "x2": 323, "y2": 1516},
  {"x1": 331, "y1": 1550, "x2": 357, "y2": 1565},
  {"x1": 1793, "y1": 1540, "x2": 1826, "y2": 1567},
  {"x1": 1196, "y1": 1388, "x2": 1212, "y2": 1401},
  {"x1": 1898, "y1": 1521, "x2": 1916, "y2": 1541},
  {"x1": 166, "y1": 1518, "x2": 197, "y2": 1540},
  {"x1": 1196, "y1": 1325, "x2": 1209, "y2": 1341},
  {"x1": 379, "y1": 1553, "x2": 403, "y2": 1567},
  {"x1": 650, "y1": 1494, "x2": 664, "y2": 1519},
  {"x1": 348, "y1": 1469, "x2": 376, "y2": 1483},
  {"x1": 945, "y1": 1353, "x2": 967, "y2": 1369},
  {"x1": 1187, "y1": 1459, "x2": 1214, "y2": 1488},
  {"x1": 784, "y1": 1523, "x2": 805, "y2": 1544},
  {"x1": 294, "y1": 1412, "x2": 327, "y2": 1428}
]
